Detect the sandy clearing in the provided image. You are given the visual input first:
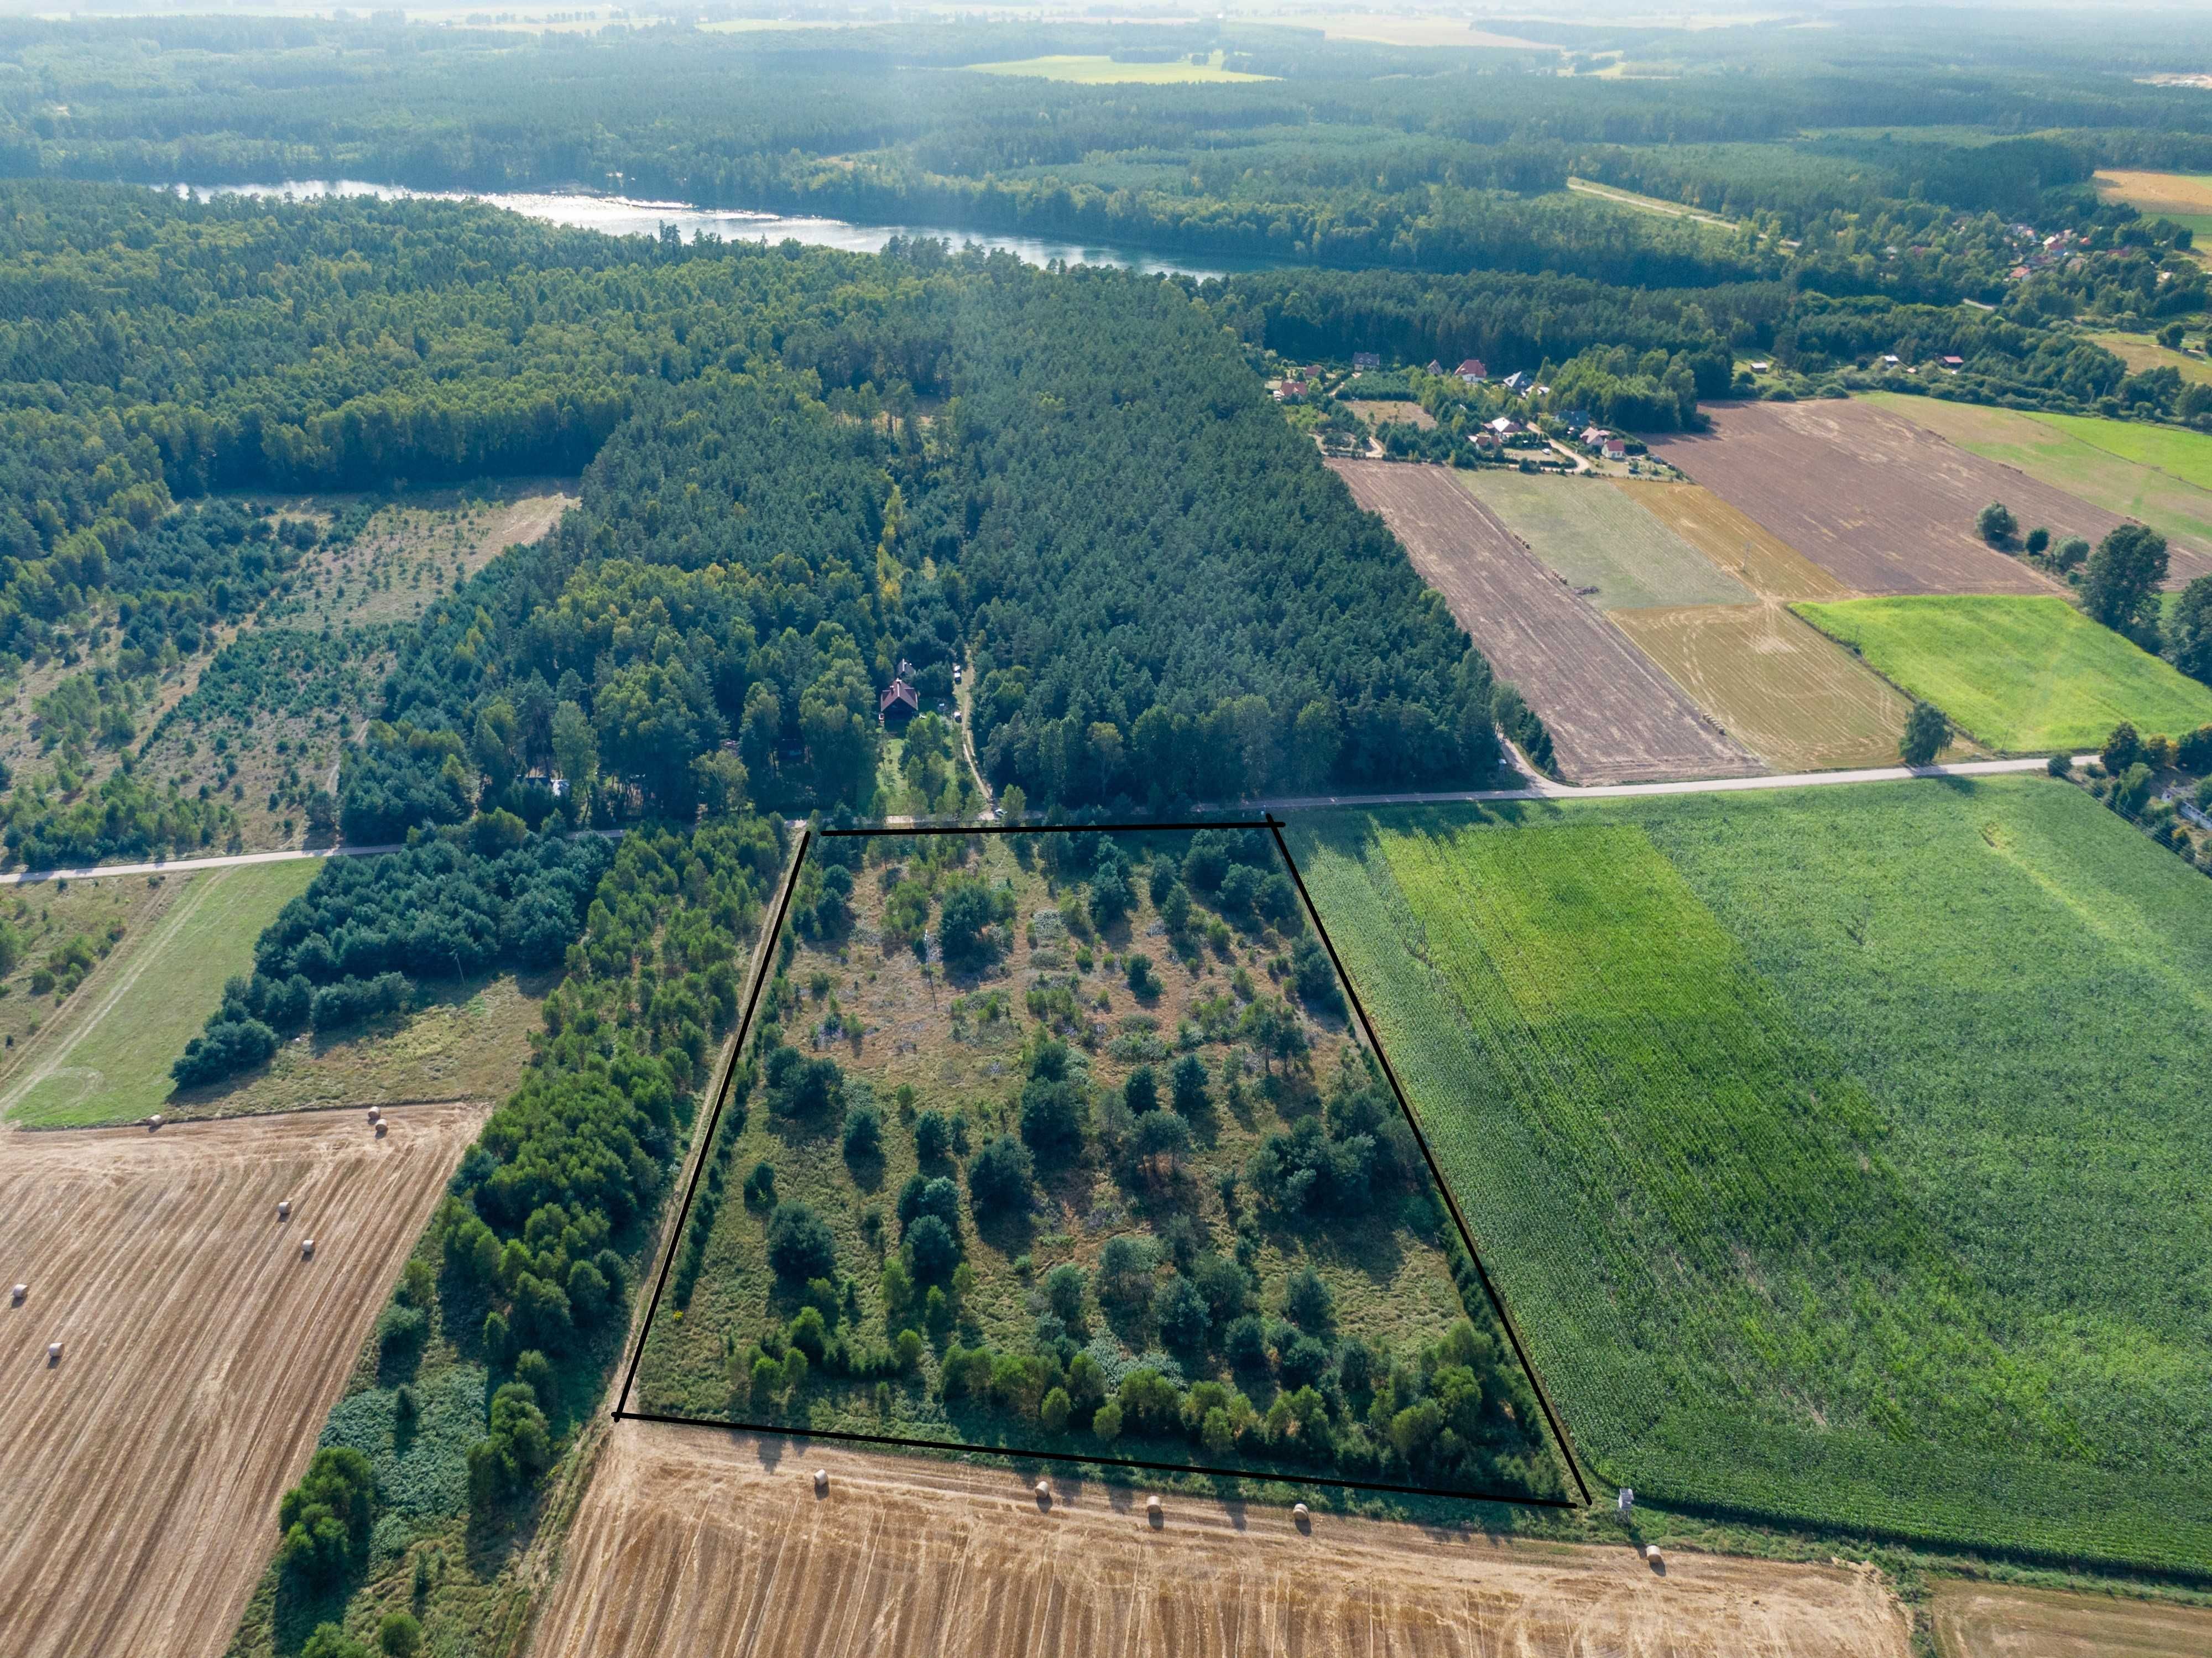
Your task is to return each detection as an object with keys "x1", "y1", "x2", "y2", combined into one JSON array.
[
  {"x1": 0, "y1": 1103, "x2": 487, "y2": 1658},
  {"x1": 1331, "y1": 459, "x2": 1763, "y2": 784},
  {"x1": 1931, "y1": 1578, "x2": 2212, "y2": 1656},
  {"x1": 531, "y1": 1425, "x2": 1911, "y2": 1658},
  {"x1": 1646, "y1": 403, "x2": 2082, "y2": 596}
]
